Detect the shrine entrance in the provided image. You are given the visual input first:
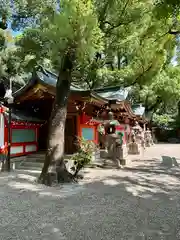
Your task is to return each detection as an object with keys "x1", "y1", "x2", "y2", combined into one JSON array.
[
  {"x1": 38, "y1": 122, "x2": 49, "y2": 150},
  {"x1": 38, "y1": 115, "x2": 77, "y2": 154},
  {"x1": 65, "y1": 115, "x2": 78, "y2": 154}
]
